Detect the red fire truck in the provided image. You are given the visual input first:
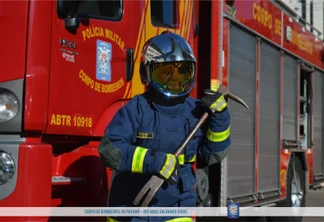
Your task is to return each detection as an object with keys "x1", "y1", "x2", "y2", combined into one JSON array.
[{"x1": 0, "y1": 0, "x2": 323, "y2": 219}]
